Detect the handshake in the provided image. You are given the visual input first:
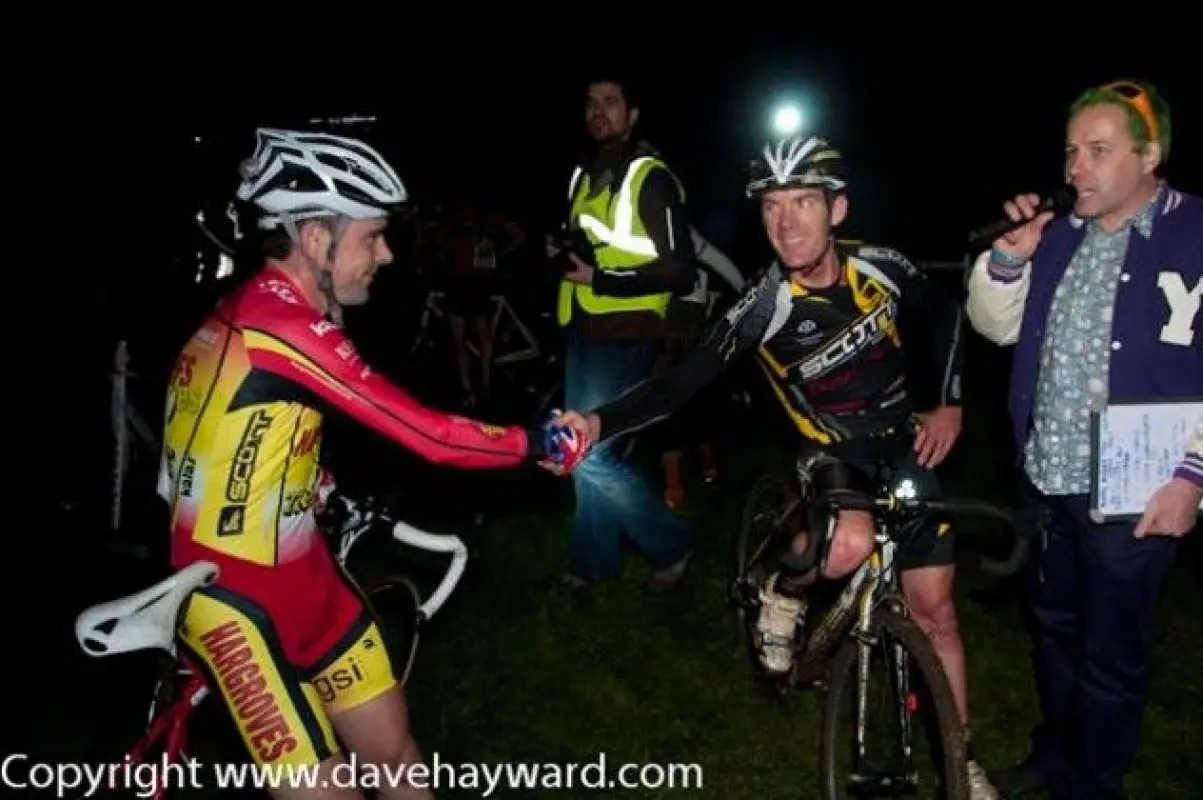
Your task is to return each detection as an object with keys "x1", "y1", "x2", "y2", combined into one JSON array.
[{"x1": 538, "y1": 409, "x2": 602, "y2": 475}]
